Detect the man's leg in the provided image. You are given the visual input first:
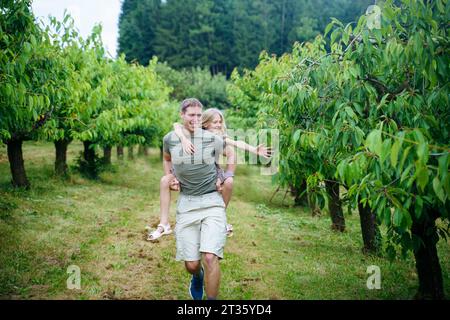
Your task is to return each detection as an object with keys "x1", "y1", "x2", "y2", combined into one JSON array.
[
  {"x1": 185, "y1": 260, "x2": 202, "y2": 275},
  {"x1": 202, "y1": 253, "x2": 220, "y2": 299},
  {"x1": 186, "y1": 260, "x2": 204, "y2": 300}
]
